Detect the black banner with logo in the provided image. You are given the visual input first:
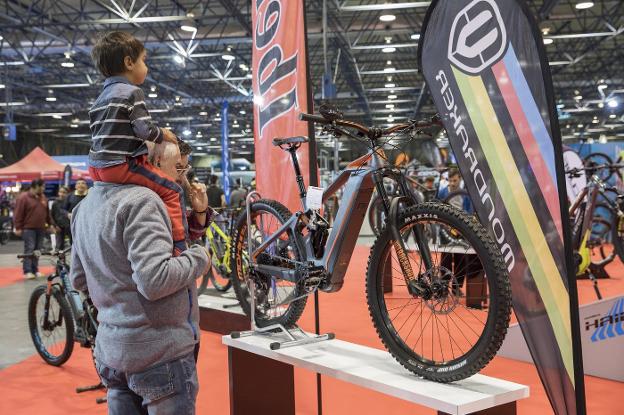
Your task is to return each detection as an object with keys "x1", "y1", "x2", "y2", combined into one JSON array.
[{"x1": 419, "y1": 1, "x2": 586, "y2": 413}]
